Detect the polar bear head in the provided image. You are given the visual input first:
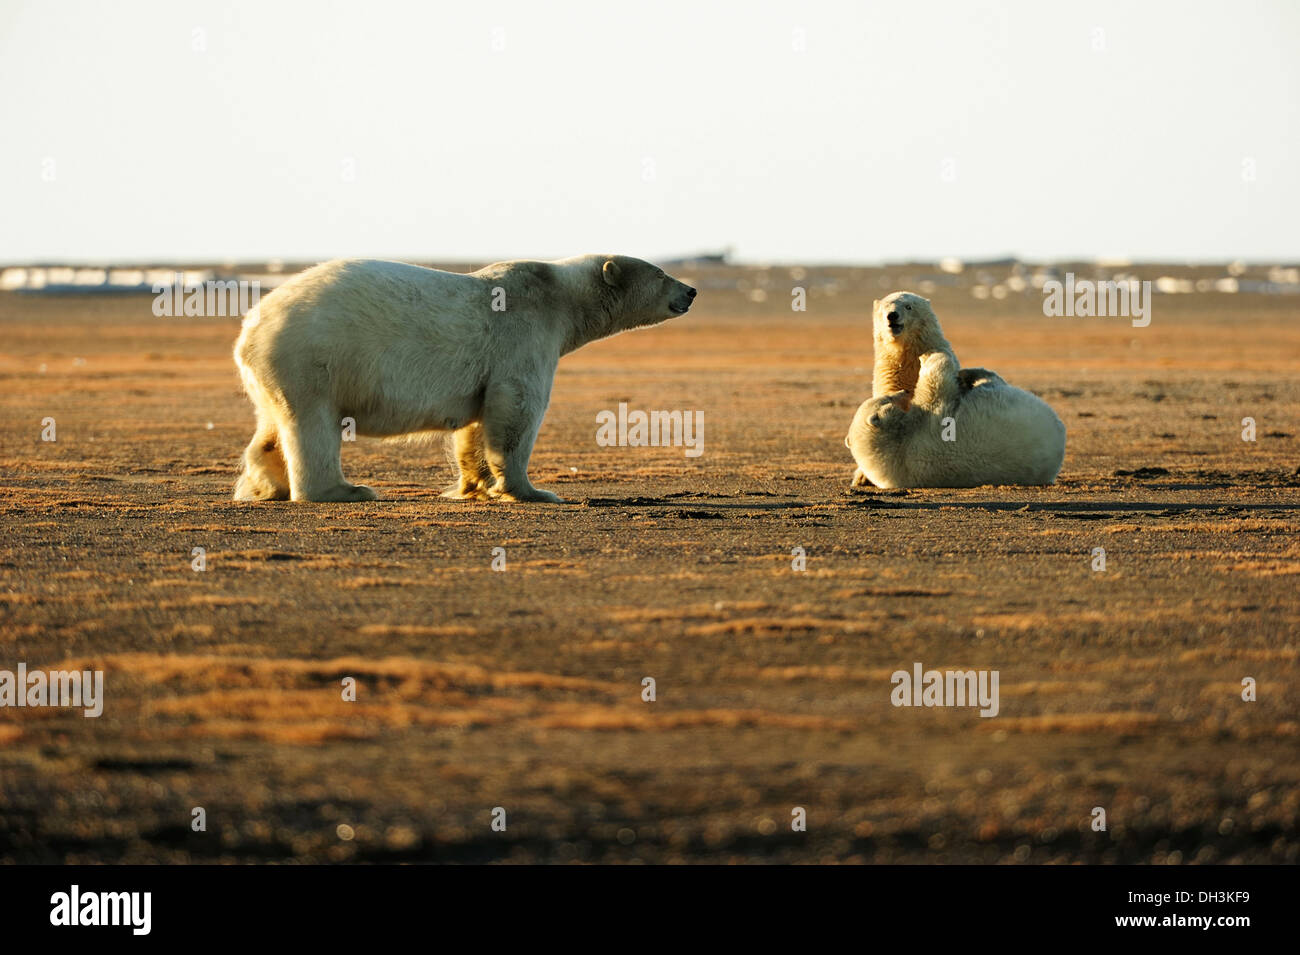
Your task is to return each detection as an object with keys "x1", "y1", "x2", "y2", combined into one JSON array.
[
  {"x1": 862, "y1": 390, "x2": 915, "y2": 430},
  {"x1": 873, "y1": 292, "x2": 946, "y2": 349},
  {"x1": 599, "y1": 255, "x2": 697, "y2": 330},
  {"x1": 844, "y1": 389, "x2": 921, "y2": 488},
  {"x1": 871, "y1": 291, "x2": 952, "y2": 395}
]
